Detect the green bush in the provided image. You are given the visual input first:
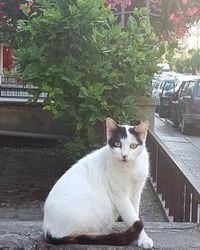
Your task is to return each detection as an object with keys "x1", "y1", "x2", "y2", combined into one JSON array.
[
  {"x1": 61, "y1": 138, "x2": 90, "y2": 163},
  {"x1": 14, "y1": 0, "x2": 159, "y2": 143}
]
